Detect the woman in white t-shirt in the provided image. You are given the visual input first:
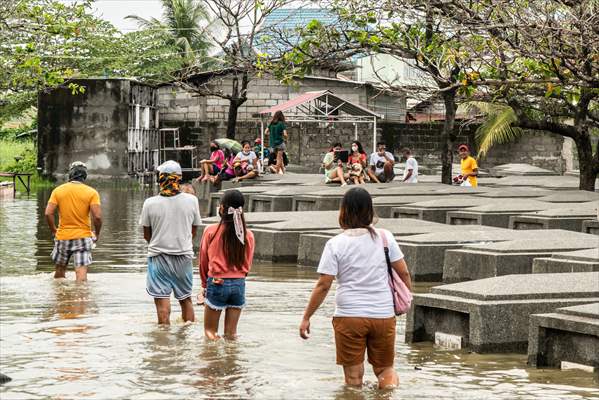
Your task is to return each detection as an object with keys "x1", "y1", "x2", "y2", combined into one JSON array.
[{"x1": 299, "y1": 187, "x2": 412, "y2": 389}]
